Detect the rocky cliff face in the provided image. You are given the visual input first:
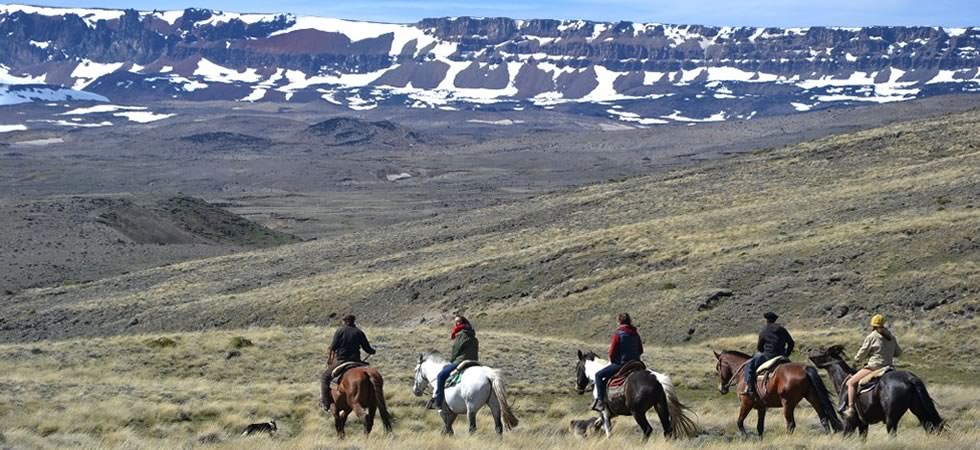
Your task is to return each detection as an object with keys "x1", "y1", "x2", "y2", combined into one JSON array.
[{"x1": 1, "y1": 4, "x2": 978, "y2": 124}]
